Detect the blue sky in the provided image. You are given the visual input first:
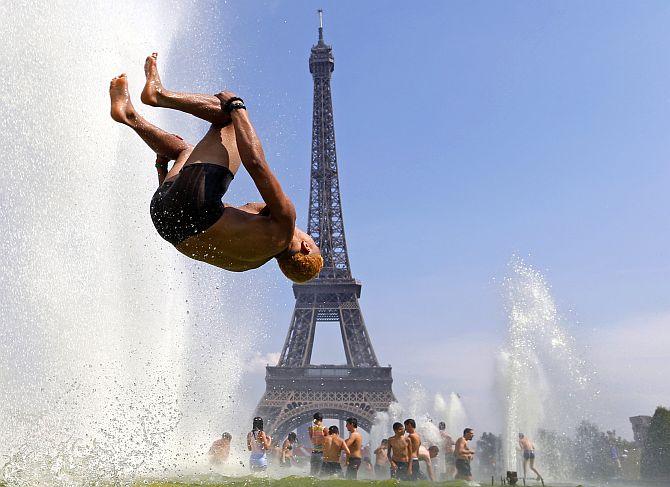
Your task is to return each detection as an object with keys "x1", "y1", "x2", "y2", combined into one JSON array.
[{"x1": 158, "y1": 1, "x2": 670, "y2": 437}]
